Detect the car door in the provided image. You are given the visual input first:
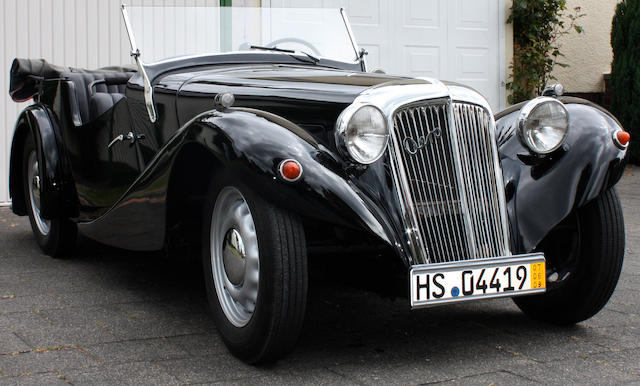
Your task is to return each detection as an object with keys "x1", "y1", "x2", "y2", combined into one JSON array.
[{"x1": 63, "y1": 86, "x2": 142, "y2": 220}]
